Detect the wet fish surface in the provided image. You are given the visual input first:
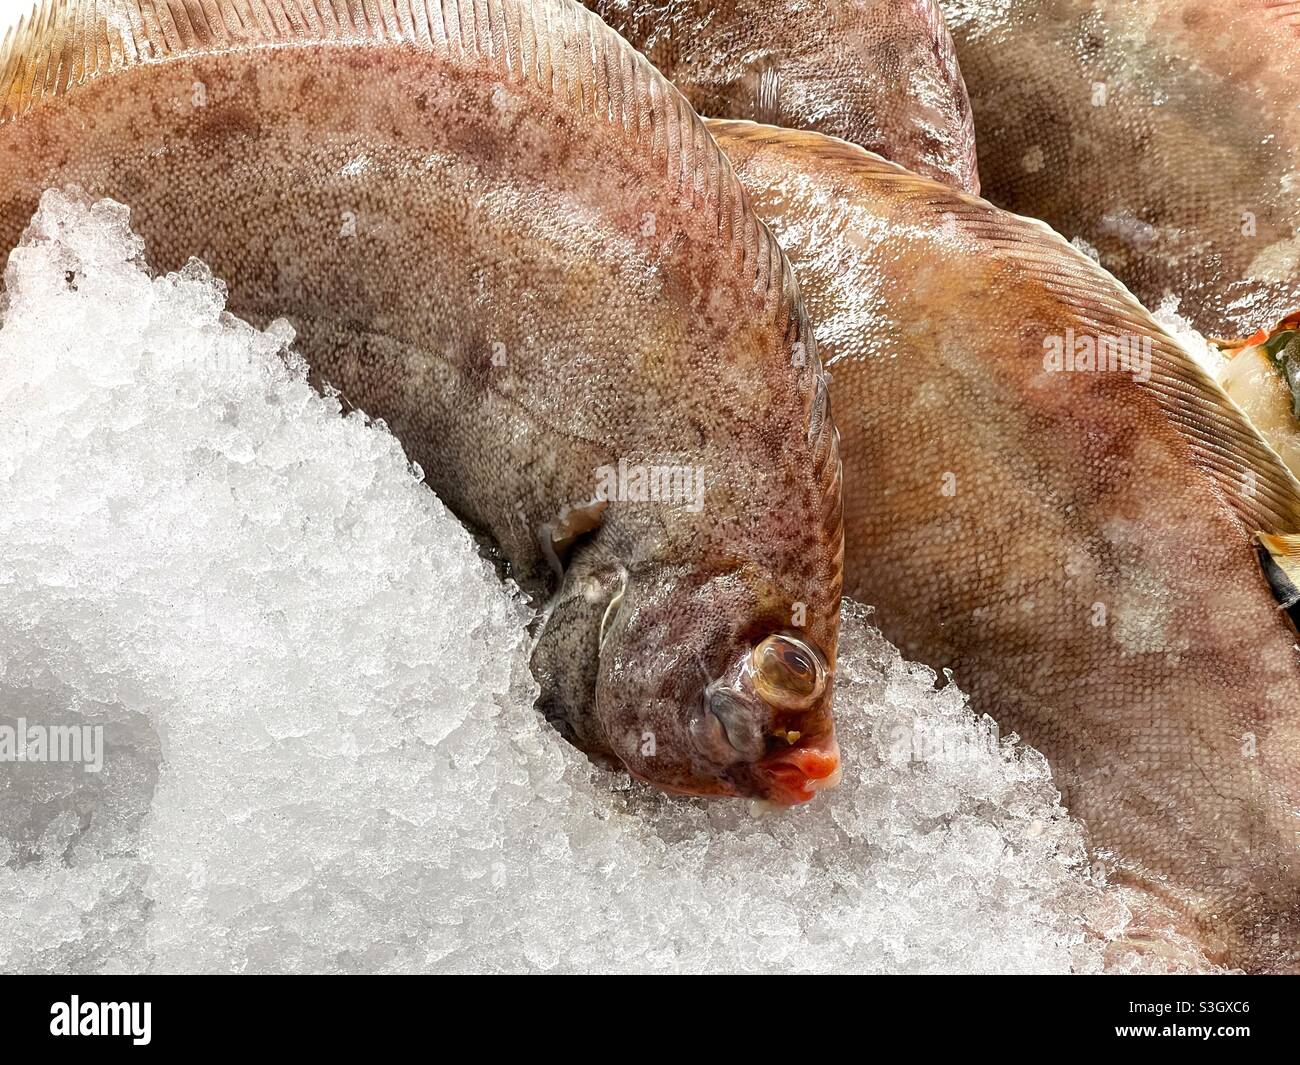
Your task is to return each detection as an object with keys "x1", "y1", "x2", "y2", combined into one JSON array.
[
  {"x1": 711, "y1": 119, "x2": 1300, "y2": 971},
  {"x1": 938, "y1": 0, "x2": 1300, "y2": 338},
  {"x1": 585, "y1": 0, "x2": 979, "y2": 191},
  {"x1": 0, "y1": 0, "x2": 846, "y2": 804}
]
